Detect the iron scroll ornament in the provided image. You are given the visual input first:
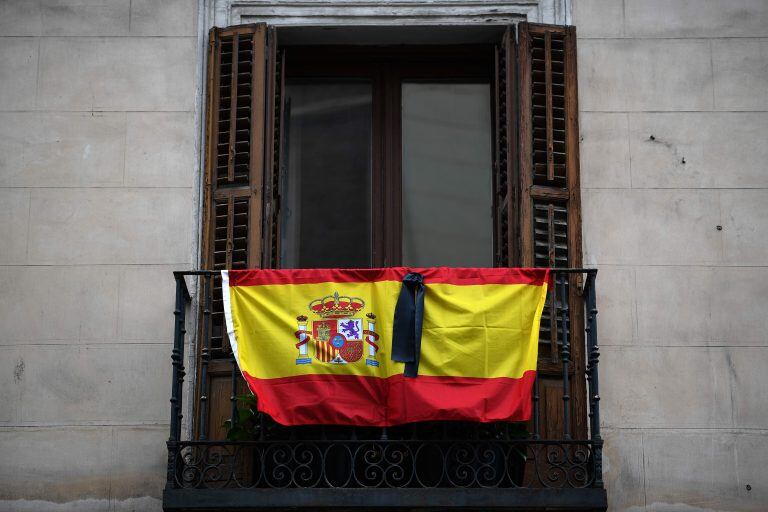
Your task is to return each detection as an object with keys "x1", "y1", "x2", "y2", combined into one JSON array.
[{"x1": 174, "y1": 439, "x2": 595, "y2": 489}]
